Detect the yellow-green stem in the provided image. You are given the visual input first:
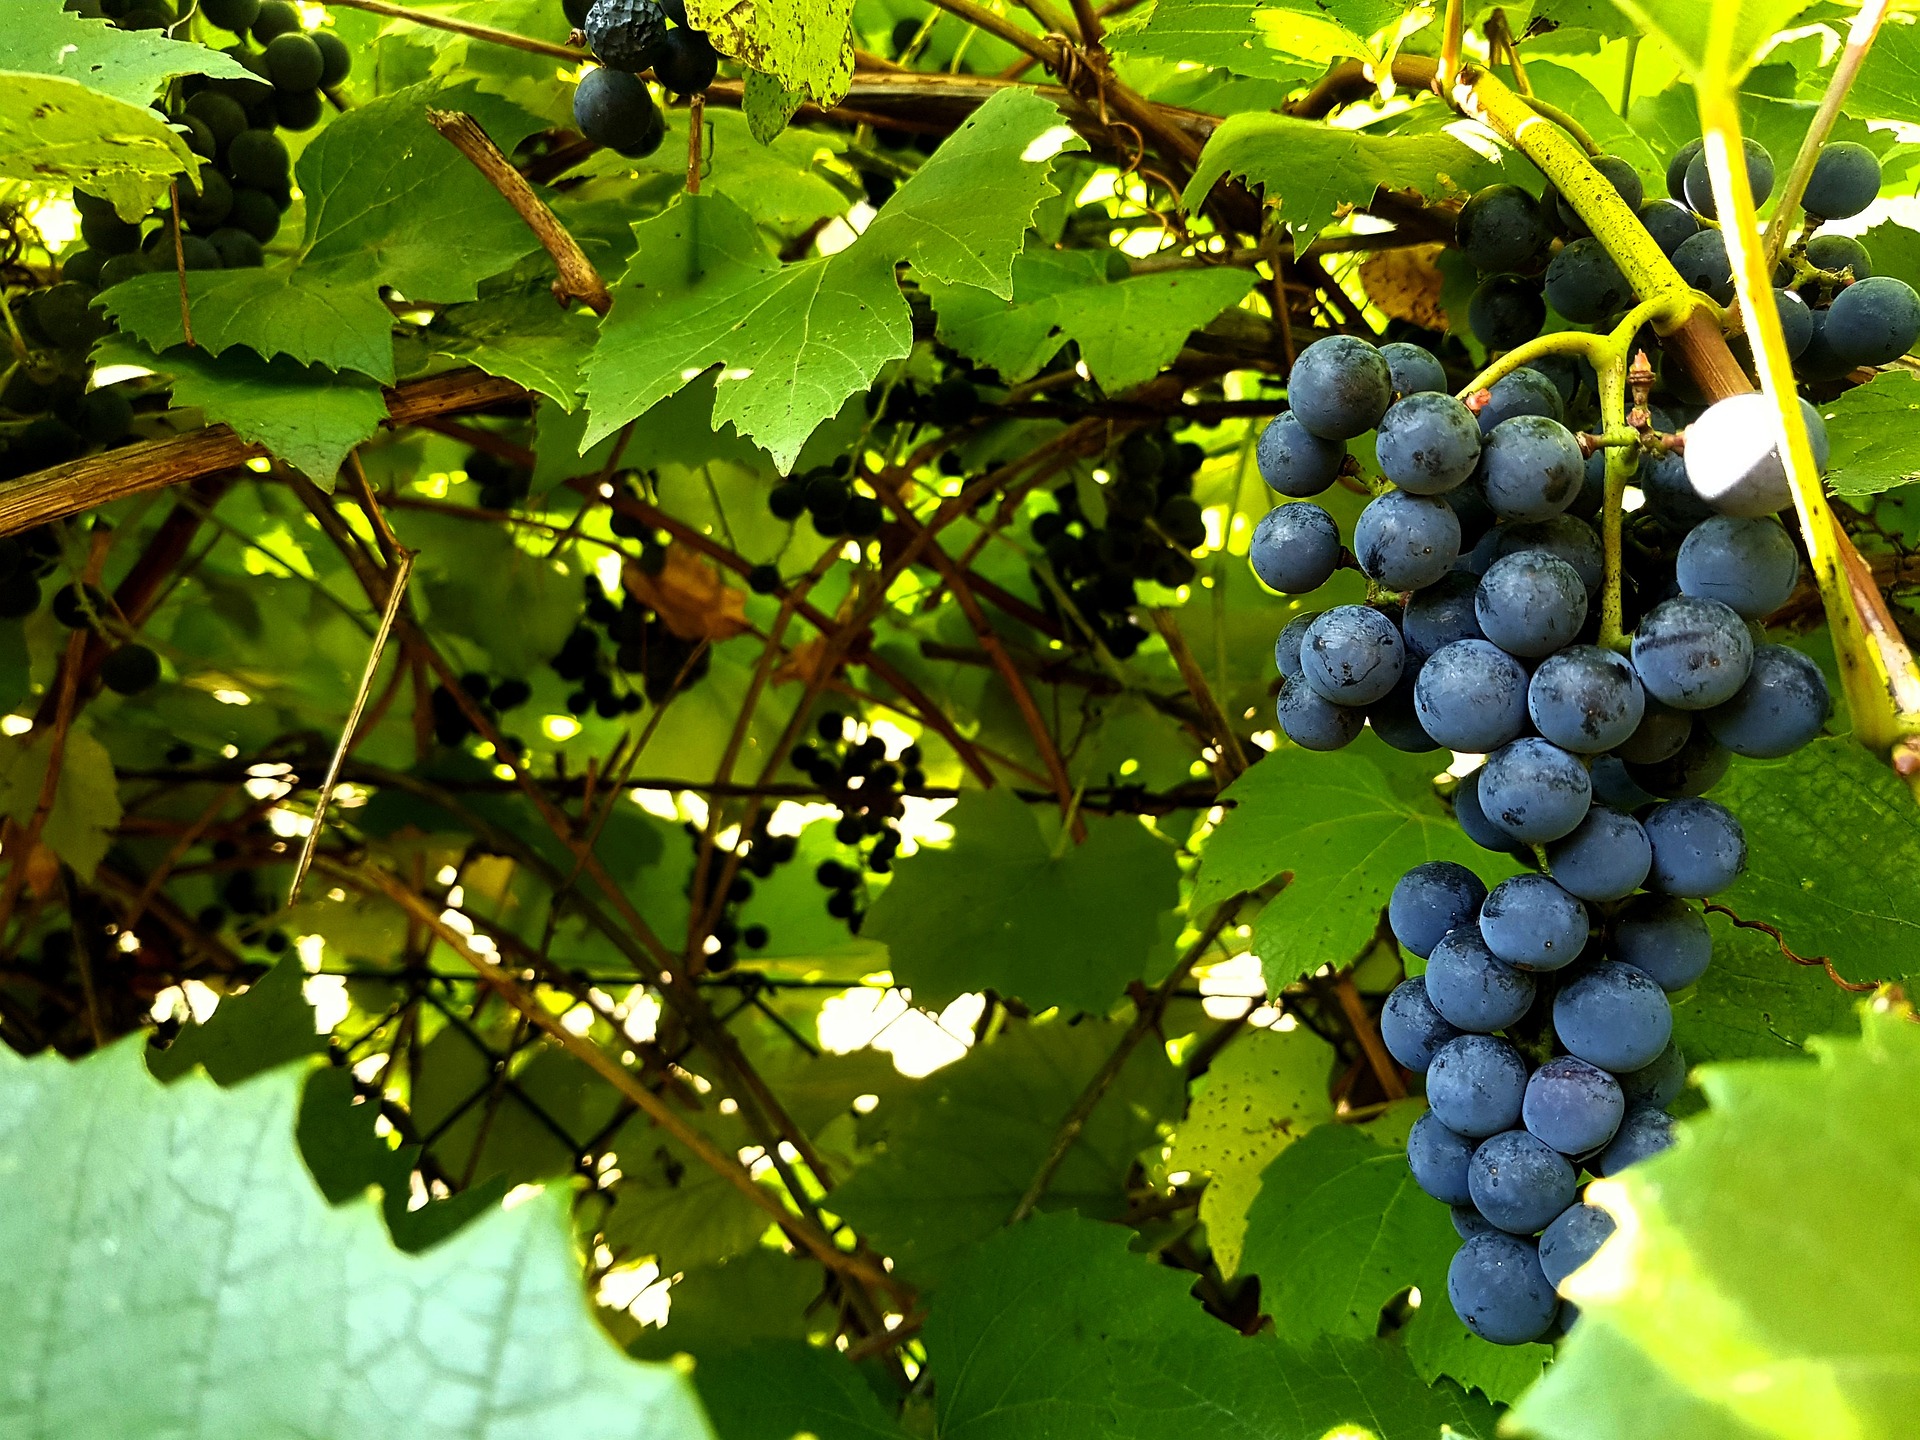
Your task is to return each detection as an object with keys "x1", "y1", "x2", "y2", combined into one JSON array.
[{"x1": 1596, "y1": 369, "x2": 1634, "y2": 652}]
